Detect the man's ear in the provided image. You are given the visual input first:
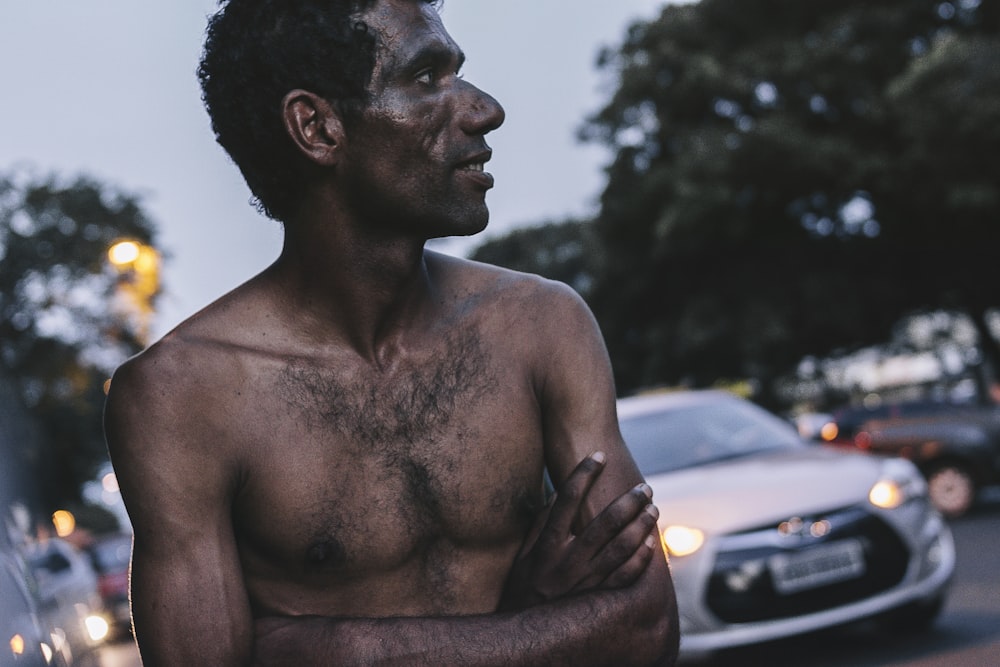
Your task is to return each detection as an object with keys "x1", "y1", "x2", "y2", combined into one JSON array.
[{"x1": 281, "y1": 89, "x2": 345, "y2": 167}]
